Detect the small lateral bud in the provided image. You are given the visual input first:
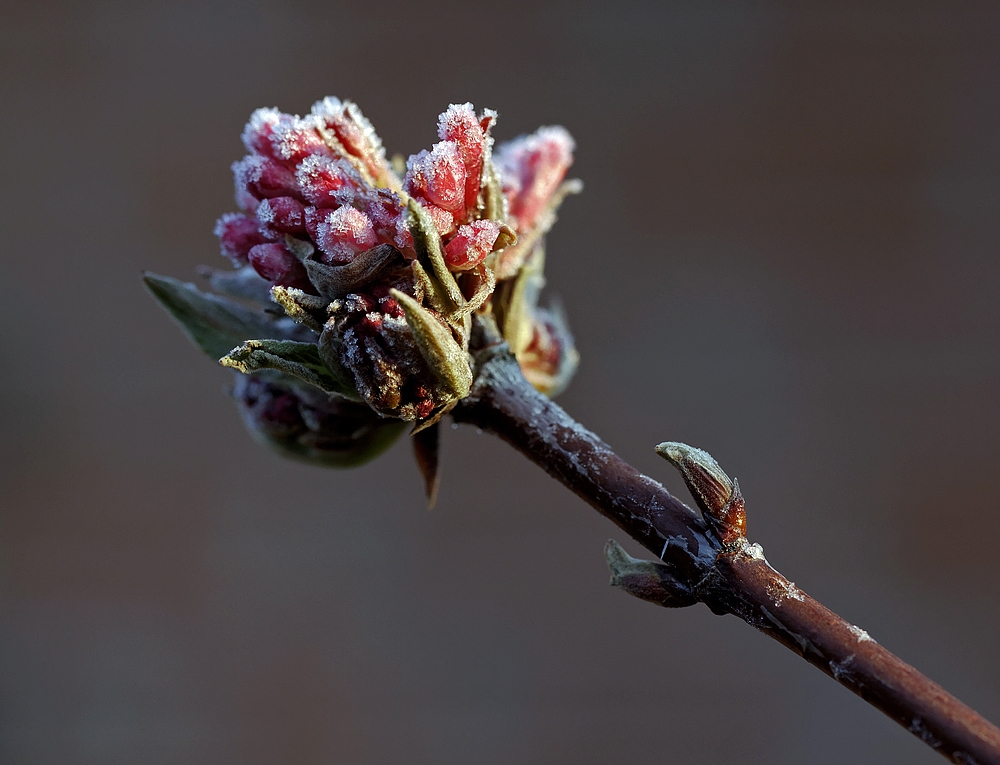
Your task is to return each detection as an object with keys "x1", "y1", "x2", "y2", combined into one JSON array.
[
  {"x1": 655, "y1": 442, "x2": 747, "y2": 544},
  {"x1": 603, "y1": 540, "x2": 697, "y2": 609}
]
